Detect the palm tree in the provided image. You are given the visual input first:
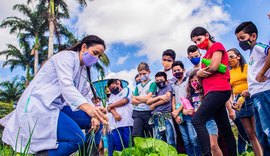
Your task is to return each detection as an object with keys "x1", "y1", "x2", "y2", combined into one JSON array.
[
  {"x1": 0, "y1": 36, "x2": 34, "y2": 86},
  {"x1": 0, "y1": 76, "x2": 25, "y2": 104},
  {"x1": 0, "y1": 4, "x2": 48, "y2": 75},
  {"x1": 28, "y1": 0, "x2": 91, "y2": 58}
]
